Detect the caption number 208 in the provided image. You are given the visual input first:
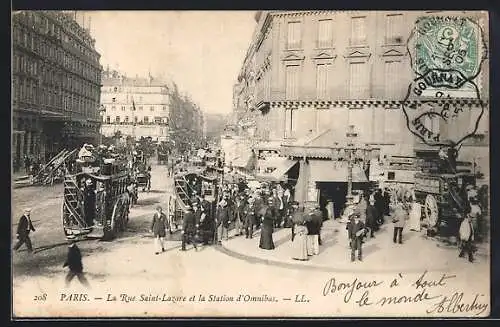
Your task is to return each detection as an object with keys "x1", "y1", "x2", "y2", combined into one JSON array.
[{"x1": 34, "y1": 293, "x2": 47, "y2": 301}]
